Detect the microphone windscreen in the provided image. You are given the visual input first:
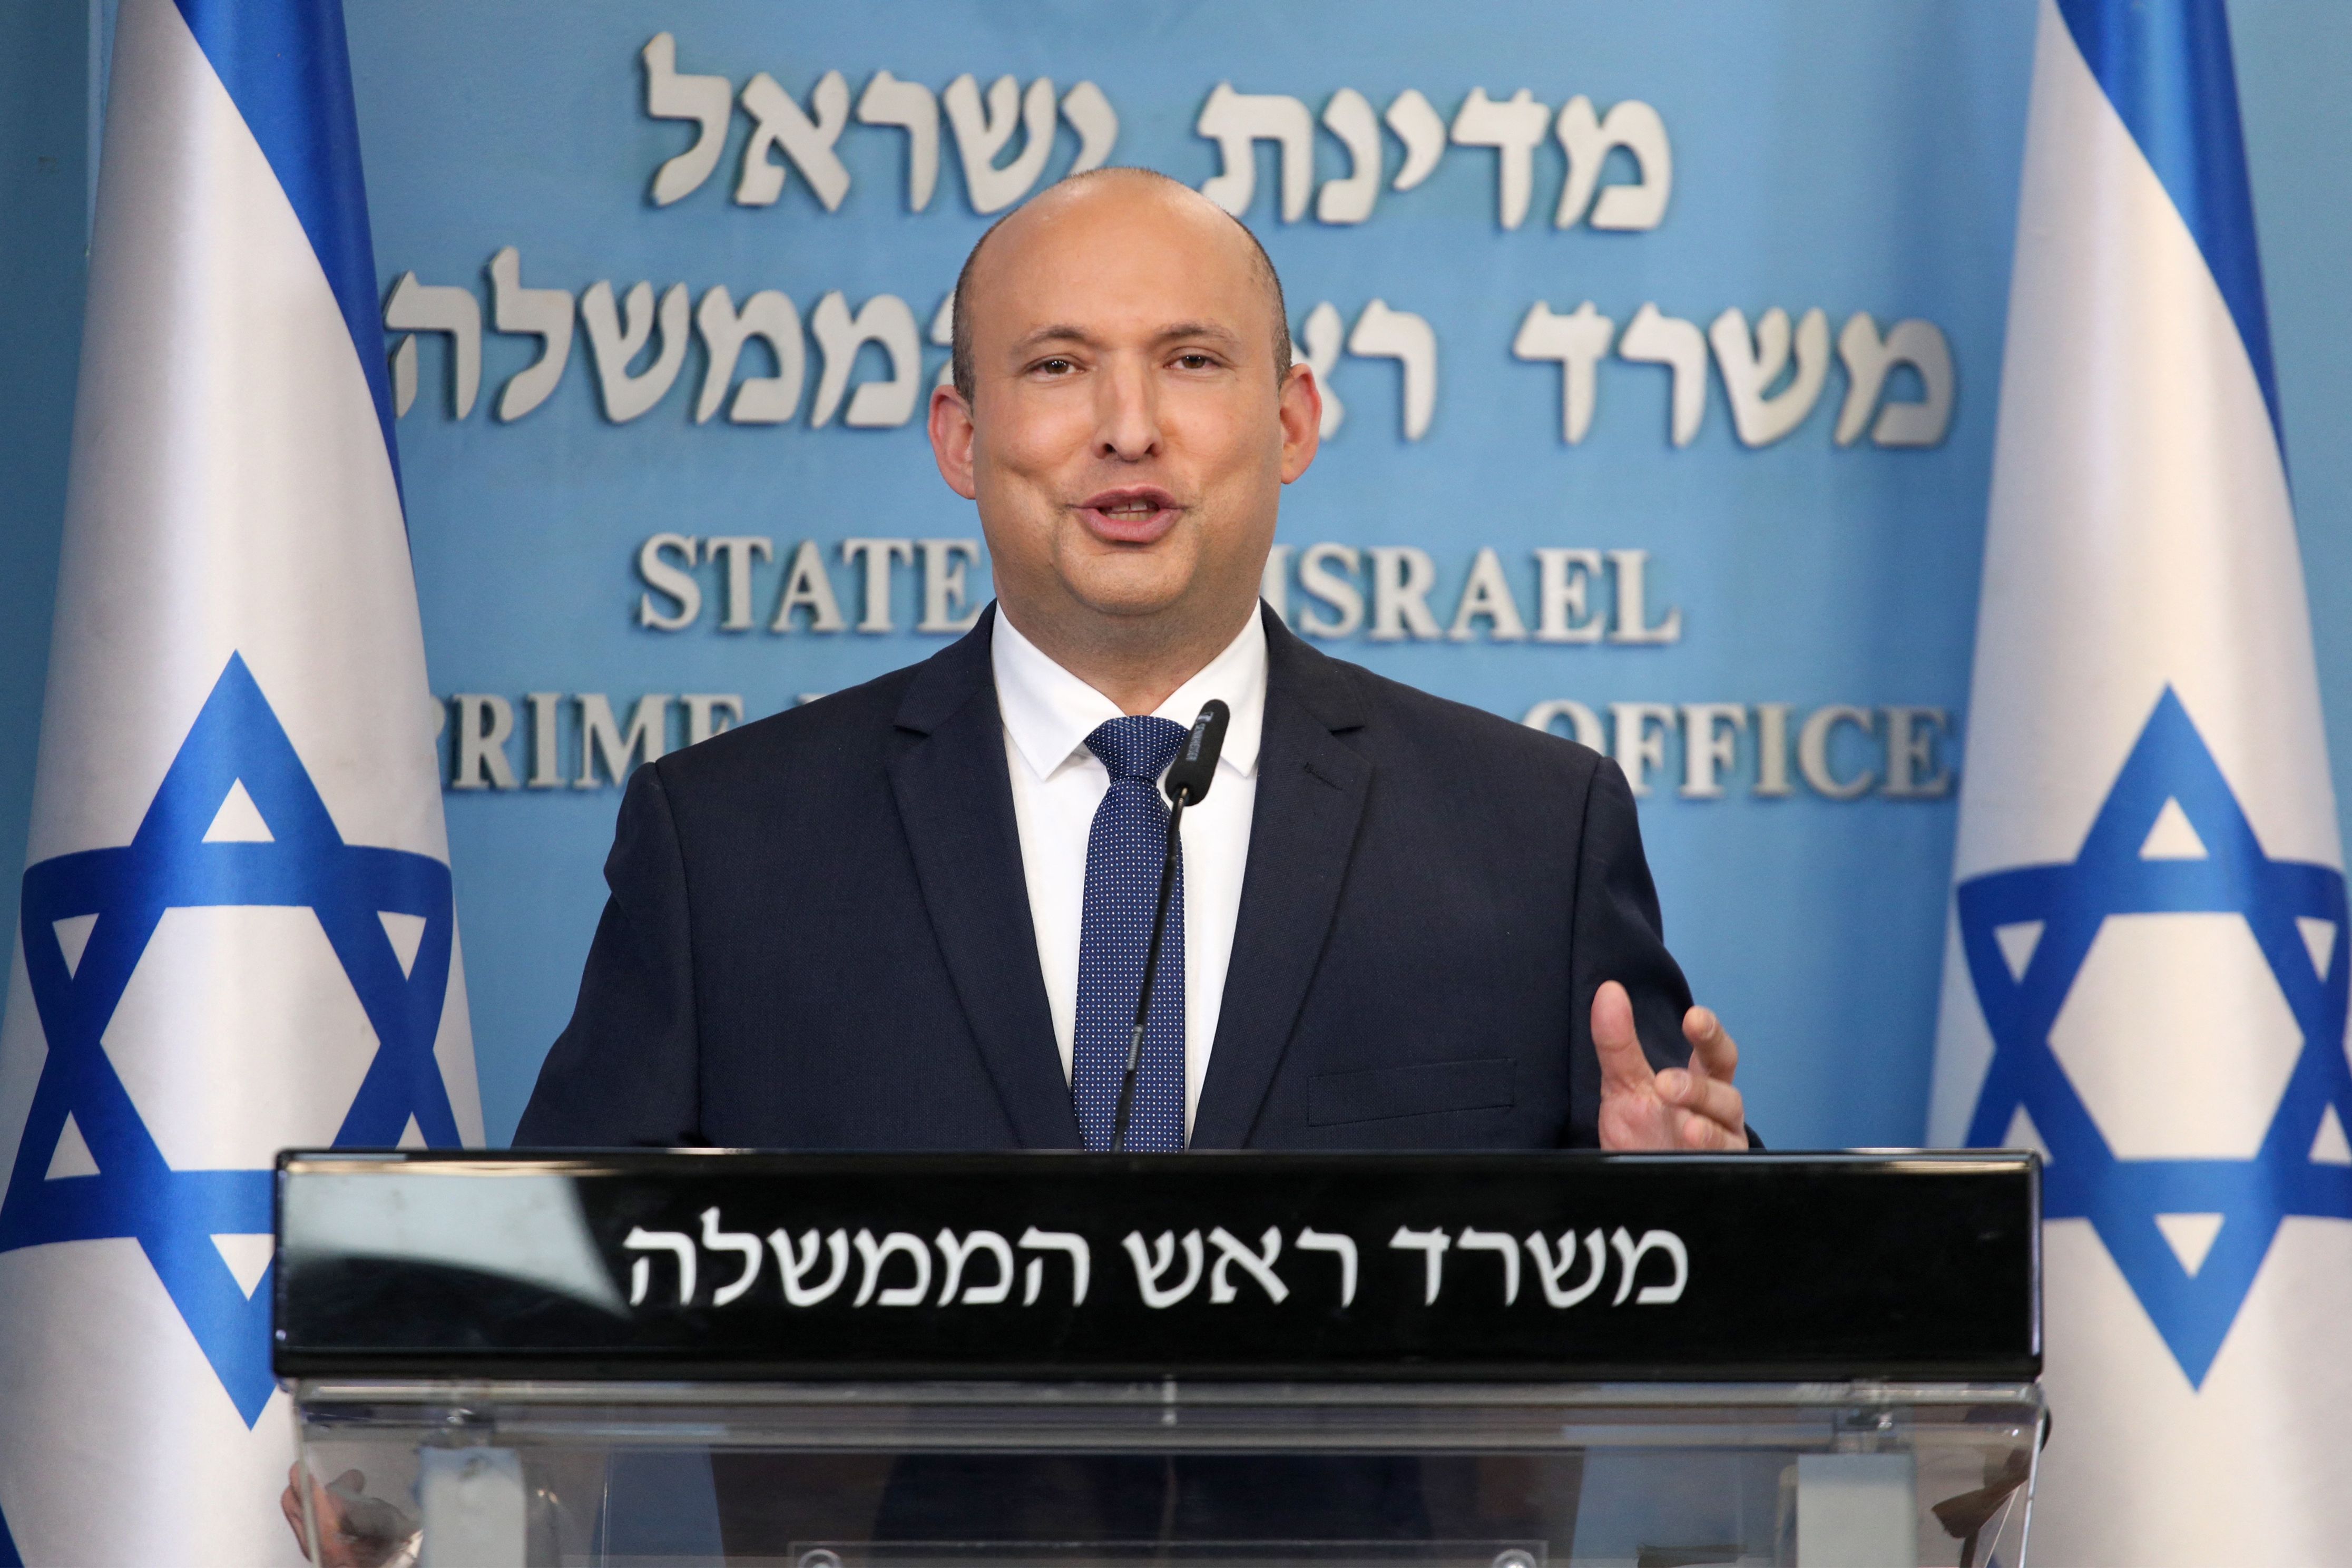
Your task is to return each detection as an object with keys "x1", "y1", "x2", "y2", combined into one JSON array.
[{"x1": 1165, "y1": 699, "x2": 1230, "y2": 805}]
